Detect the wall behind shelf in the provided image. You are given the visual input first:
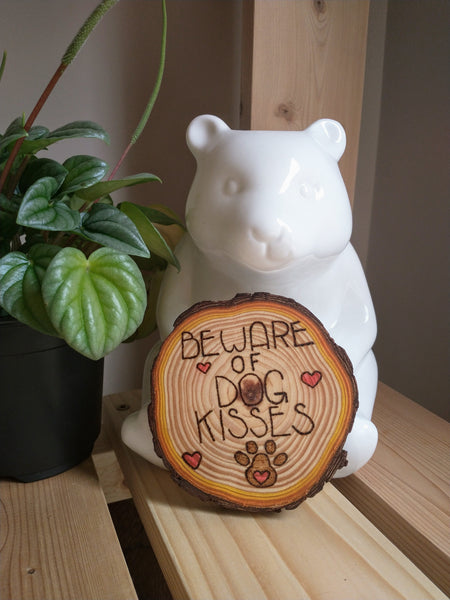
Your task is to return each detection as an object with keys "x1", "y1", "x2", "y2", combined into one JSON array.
[{"x1": 354, "y1": 0, "x2": 449, "y2": 420}]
